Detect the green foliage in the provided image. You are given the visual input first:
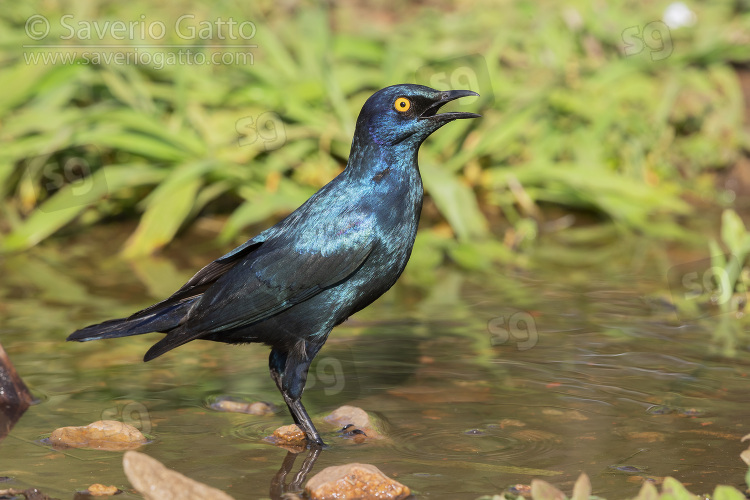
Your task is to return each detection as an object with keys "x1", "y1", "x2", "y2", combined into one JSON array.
[
  {"x1": 708, "y1": 209, "x2": 750, "y2": 314},
  {"x1": 0, "y1": 0, "x2": 749, "y2": 260},
  {"x1": 476, "y1": 473, "x2": 748, "y2": 500}
]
